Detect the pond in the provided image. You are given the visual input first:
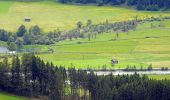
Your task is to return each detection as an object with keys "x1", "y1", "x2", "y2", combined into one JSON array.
[{"x1": 0, "y1": 46, "x2": 9, "y2": 53}]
